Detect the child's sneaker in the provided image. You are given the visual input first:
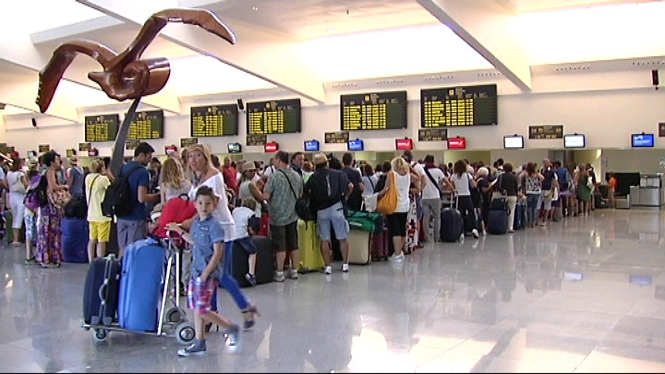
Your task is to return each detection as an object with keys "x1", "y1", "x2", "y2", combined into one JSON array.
[
  {"x1": 177, "y1": 340, "x2": 207, "y2": 357},
  {"x1": 245, "y1": 273, "x2": 257, "y2": 286}
]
